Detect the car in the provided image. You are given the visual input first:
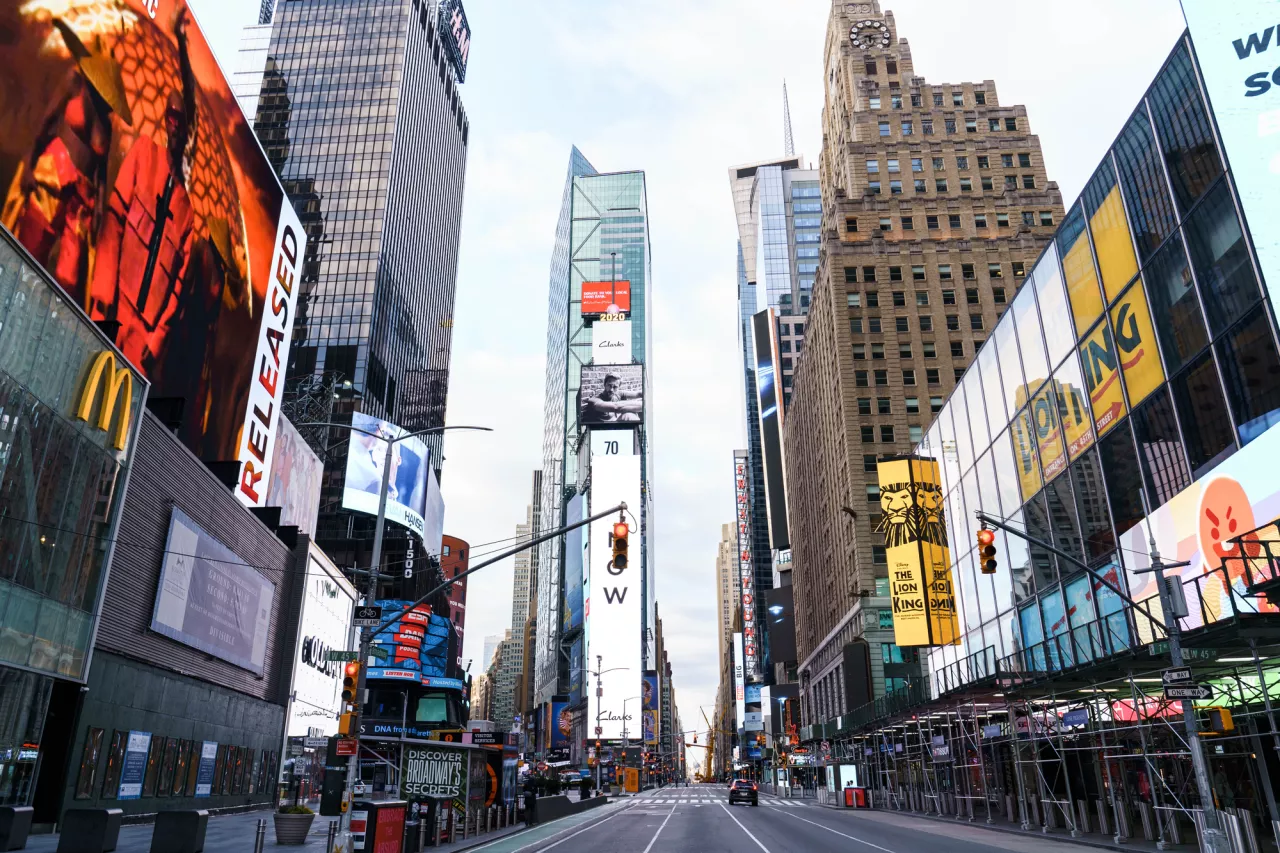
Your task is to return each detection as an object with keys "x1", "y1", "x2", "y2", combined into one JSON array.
[{"x1": 728, "y1": 779, "x2": 758, "y2": 806}]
